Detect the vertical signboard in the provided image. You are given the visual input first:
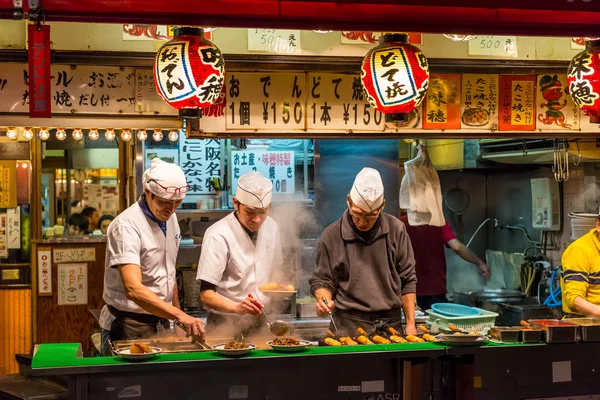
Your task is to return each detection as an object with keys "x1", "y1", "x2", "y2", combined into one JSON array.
[
  {"x1": 423, "y1": 74, "x2": 461, "y2": 130},
  {"x1": 461, "y1": 74, "x2": 499, "y2": 130},
  {"x1": 499, "y1": 75, "x2": 536, "y2": 131},
  {"x1": 28, "y1": 24, "x2": 51, "y2": 118}
]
